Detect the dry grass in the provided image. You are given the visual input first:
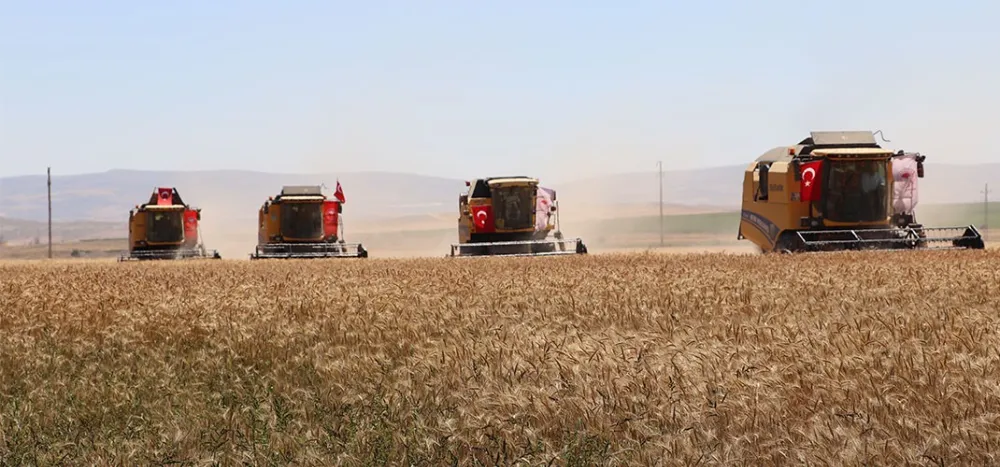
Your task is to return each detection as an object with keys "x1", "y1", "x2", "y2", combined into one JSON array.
[
  {"x1": 0, "y1": 239, "x2": 126, "y2": 260},
  {"x1": 2, "y1": 250, "x2": 1000, "y2": 464}
]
